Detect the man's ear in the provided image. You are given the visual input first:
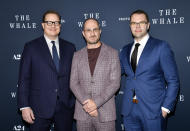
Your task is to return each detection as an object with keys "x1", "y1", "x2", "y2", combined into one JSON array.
[{"x1": 41, "y1": 23, "x2": 45, "y2": 30}]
